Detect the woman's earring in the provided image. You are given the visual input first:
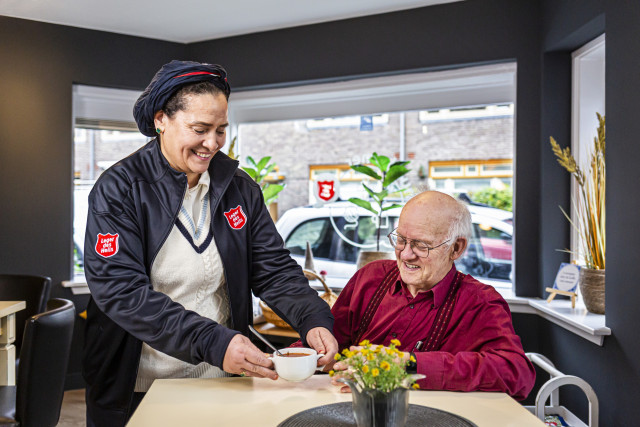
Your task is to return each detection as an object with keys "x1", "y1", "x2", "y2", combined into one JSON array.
[{"x1": 156, "y1": 128, "x2": 163, "y2": 134}]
